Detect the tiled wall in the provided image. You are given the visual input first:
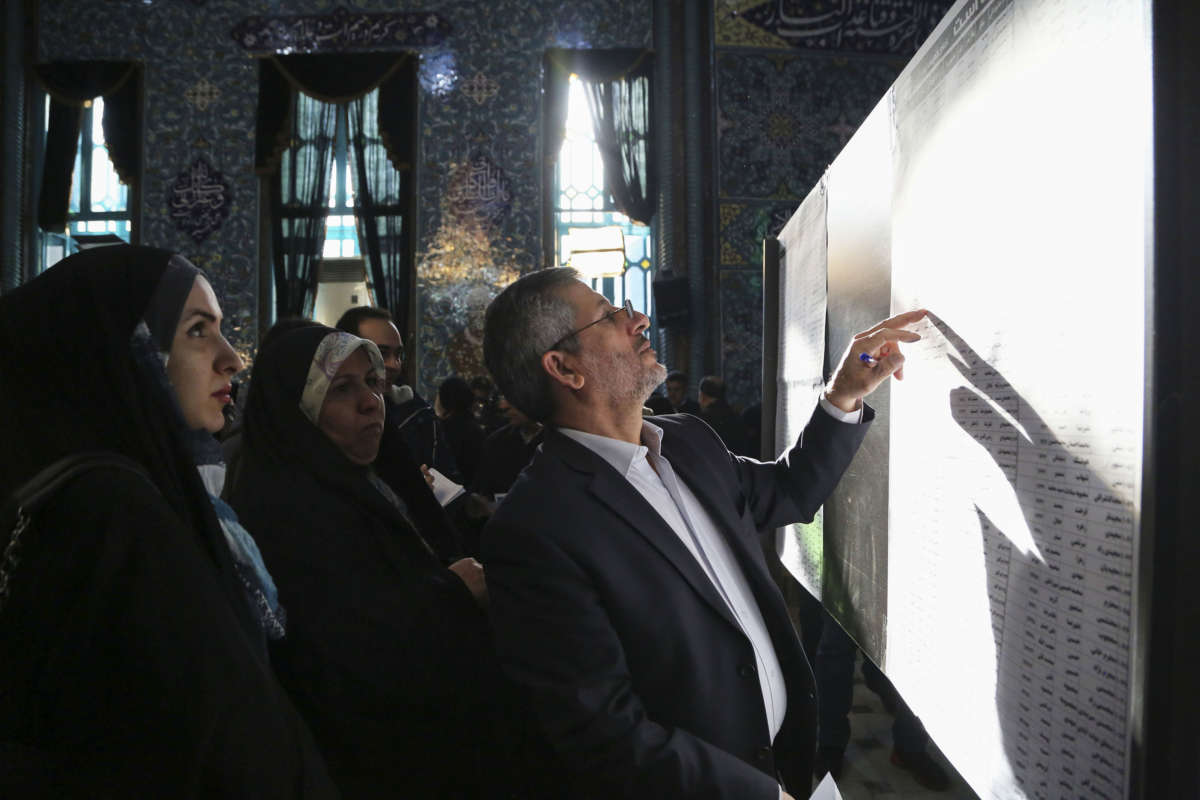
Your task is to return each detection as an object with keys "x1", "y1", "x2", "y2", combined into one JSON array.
[
  {"x1": 39, "y1": 0, "x2": 650, "y2": 396},
  {"x1": 712, "y1": 0, "x2": 953, "y2": 410},
  {"x1": 38, "y1": 0, "x2": 951, "y2": 404}
]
